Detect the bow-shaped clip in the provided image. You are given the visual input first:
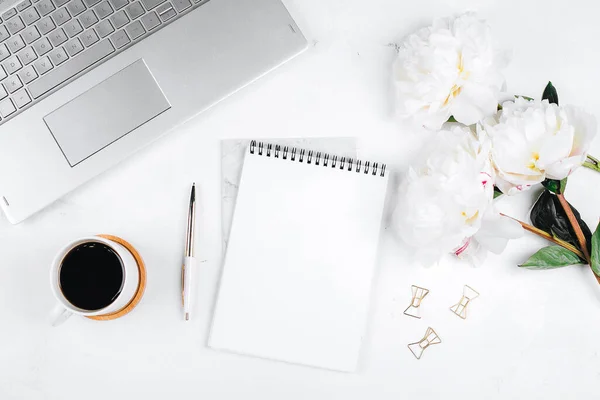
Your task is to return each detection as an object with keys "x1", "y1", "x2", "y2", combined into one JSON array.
[
  {"x1": 408, "y1": 327, "x2": 441, "y2": 360},
  {"x1": 403, "y1": 285, "x2": 429, "y2": 319},
  {"x1": 450, "y1": 285, "x2": 479, "y2": 319}
]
